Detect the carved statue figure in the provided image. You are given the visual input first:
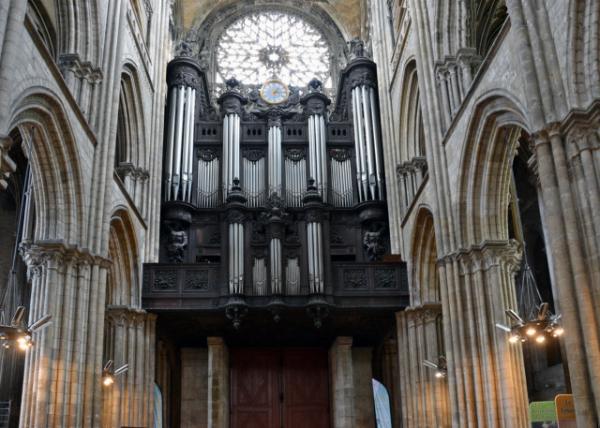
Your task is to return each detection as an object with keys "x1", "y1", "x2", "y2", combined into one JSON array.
[
  {"x1": 362, "y1": 224, "x2": 386, "y2": 262},
  {"x1": 166, "y1": 227, "x2": 188, "y2": 263},
  {"x1": 176, "y1": 39, "x2": 193, "y2": 57},
  {"x1": 348, "y1": 38, "x2": 367, "y2": 59}
]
